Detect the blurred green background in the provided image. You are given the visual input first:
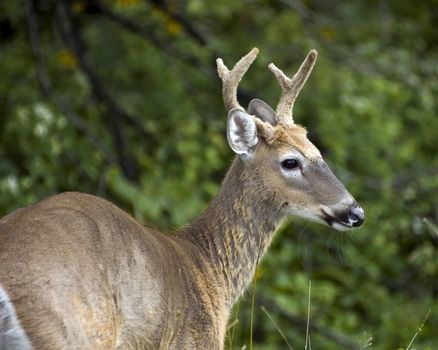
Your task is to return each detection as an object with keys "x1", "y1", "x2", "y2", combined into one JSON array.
[{"x1": 1, "y1": 0, "x2": 437, "y2": 349}]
